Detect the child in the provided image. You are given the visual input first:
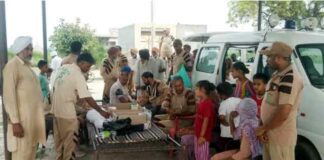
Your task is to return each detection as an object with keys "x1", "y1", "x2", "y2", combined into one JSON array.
[
  {"x1": 216, "y1": 82, "x2": 241, "y2": 151},
  {"x1": 37, "y1": 60, "x2": 50, "y2": 102},
  {"x1": 212, "y1": 98, "x2": 262, "y2": 160},
  {"x1": 231, "y1": 62, "x2": 256, "y2": 99},
  {"x1": 47, "y1": 67, "x2": 53, "y2": 80},
  {"x1": 252, "y1": 73, "x2": 269, "y2": 118},
  {"x1": 37, "y1": 60, "x2": 52, "y2": 148},
  {"x1": 194, "y1": 80, "x2": 216, "y2": 160}
]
